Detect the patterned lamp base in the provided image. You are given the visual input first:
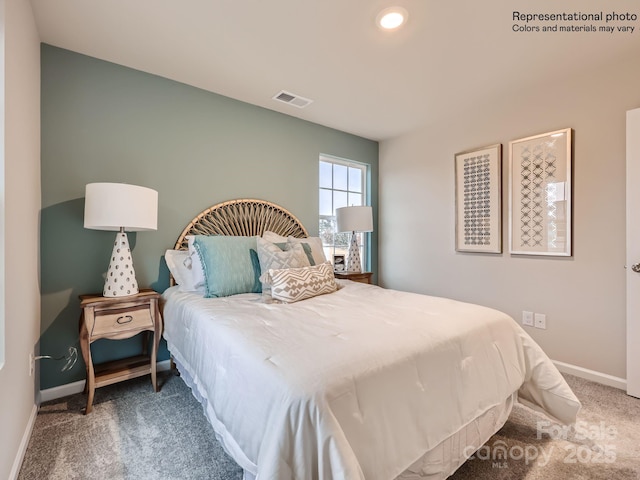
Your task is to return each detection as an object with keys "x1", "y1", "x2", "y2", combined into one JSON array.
[
  {"x1": 103, "y1": 231, "x2": 139, "y2": 297},
  {"x1": 346, "y1": 231, "x2": 362, "y2": 273}
]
